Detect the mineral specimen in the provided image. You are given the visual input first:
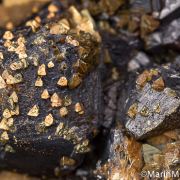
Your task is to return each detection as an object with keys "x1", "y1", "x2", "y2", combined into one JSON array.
[
  {"x1": 0, "y1": 0, "x2": 180, "y2": 179},
  {"x1": 95, "y1": 125, "x2": 143, "y2": 179},
  {"x1": 0, "y1": 3, "x2": 101, "y2": 176},
  {"x1": 121, "y1": 64, "x2": 180, "y2": 139}
]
